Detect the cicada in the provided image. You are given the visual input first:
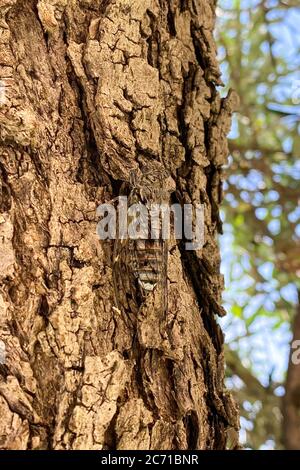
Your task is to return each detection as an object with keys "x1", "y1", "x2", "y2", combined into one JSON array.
[{"x1": 112, "y1": 164, "x2": 173, "y2": 321}]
